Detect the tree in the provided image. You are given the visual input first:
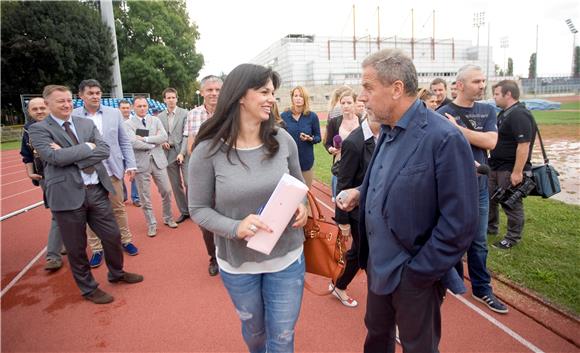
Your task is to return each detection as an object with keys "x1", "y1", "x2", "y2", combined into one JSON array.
[
  {"x1": 1, "y1": 1, "x2": 114, "y2": 123},
  {"x1": 573, "y1": 46, "x2": 580, "y2": 78},
  {"x1": 114, "y1": 0, "x2": 203, "y2": 104},
  {"x1": 528, "y1": 53, "x2": 537, "y2": 79},
  {"x1": 507, "y1": 58, "x2": 513, "y2": 76}
]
